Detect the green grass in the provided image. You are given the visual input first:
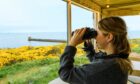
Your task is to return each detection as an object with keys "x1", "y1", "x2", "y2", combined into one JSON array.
[
  {"x1": 0, "y1": 56, "x2": 88, "y2": 84},
  {"x1": 129, "y1": 38, "x2": 140, "y2": 54},
  {"x1": 1, "y1": 39, "x2": 139, "y2": 84},
  {"x1": 131, "y1": 47, "x2": 140, "y2": 54}
]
